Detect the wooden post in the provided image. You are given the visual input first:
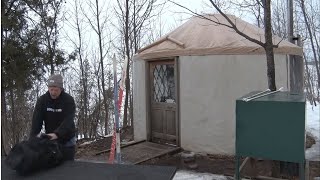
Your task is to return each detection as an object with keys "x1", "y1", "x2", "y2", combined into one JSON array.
[
  {"x1": 305, "y1": 160, "x2": 309, "y2": 180},
  {"x1": 235, "y1": 155, "x2": 240, "y2": 180},
  {"x1": 290, "y1": 35, "x2": 304, "y2": 94},
  {"x1": 288, "y1": 0, "x2": 304, "y2": 94}
]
